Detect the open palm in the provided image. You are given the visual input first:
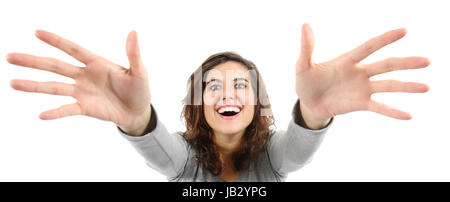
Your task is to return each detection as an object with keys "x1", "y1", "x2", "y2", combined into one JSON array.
[
  {"x1": 7, "y1": 30, "x2": 151, "y2": 129},
  {"x1": 296, "y1": 24, "x2": 430, "y2": 121}
]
